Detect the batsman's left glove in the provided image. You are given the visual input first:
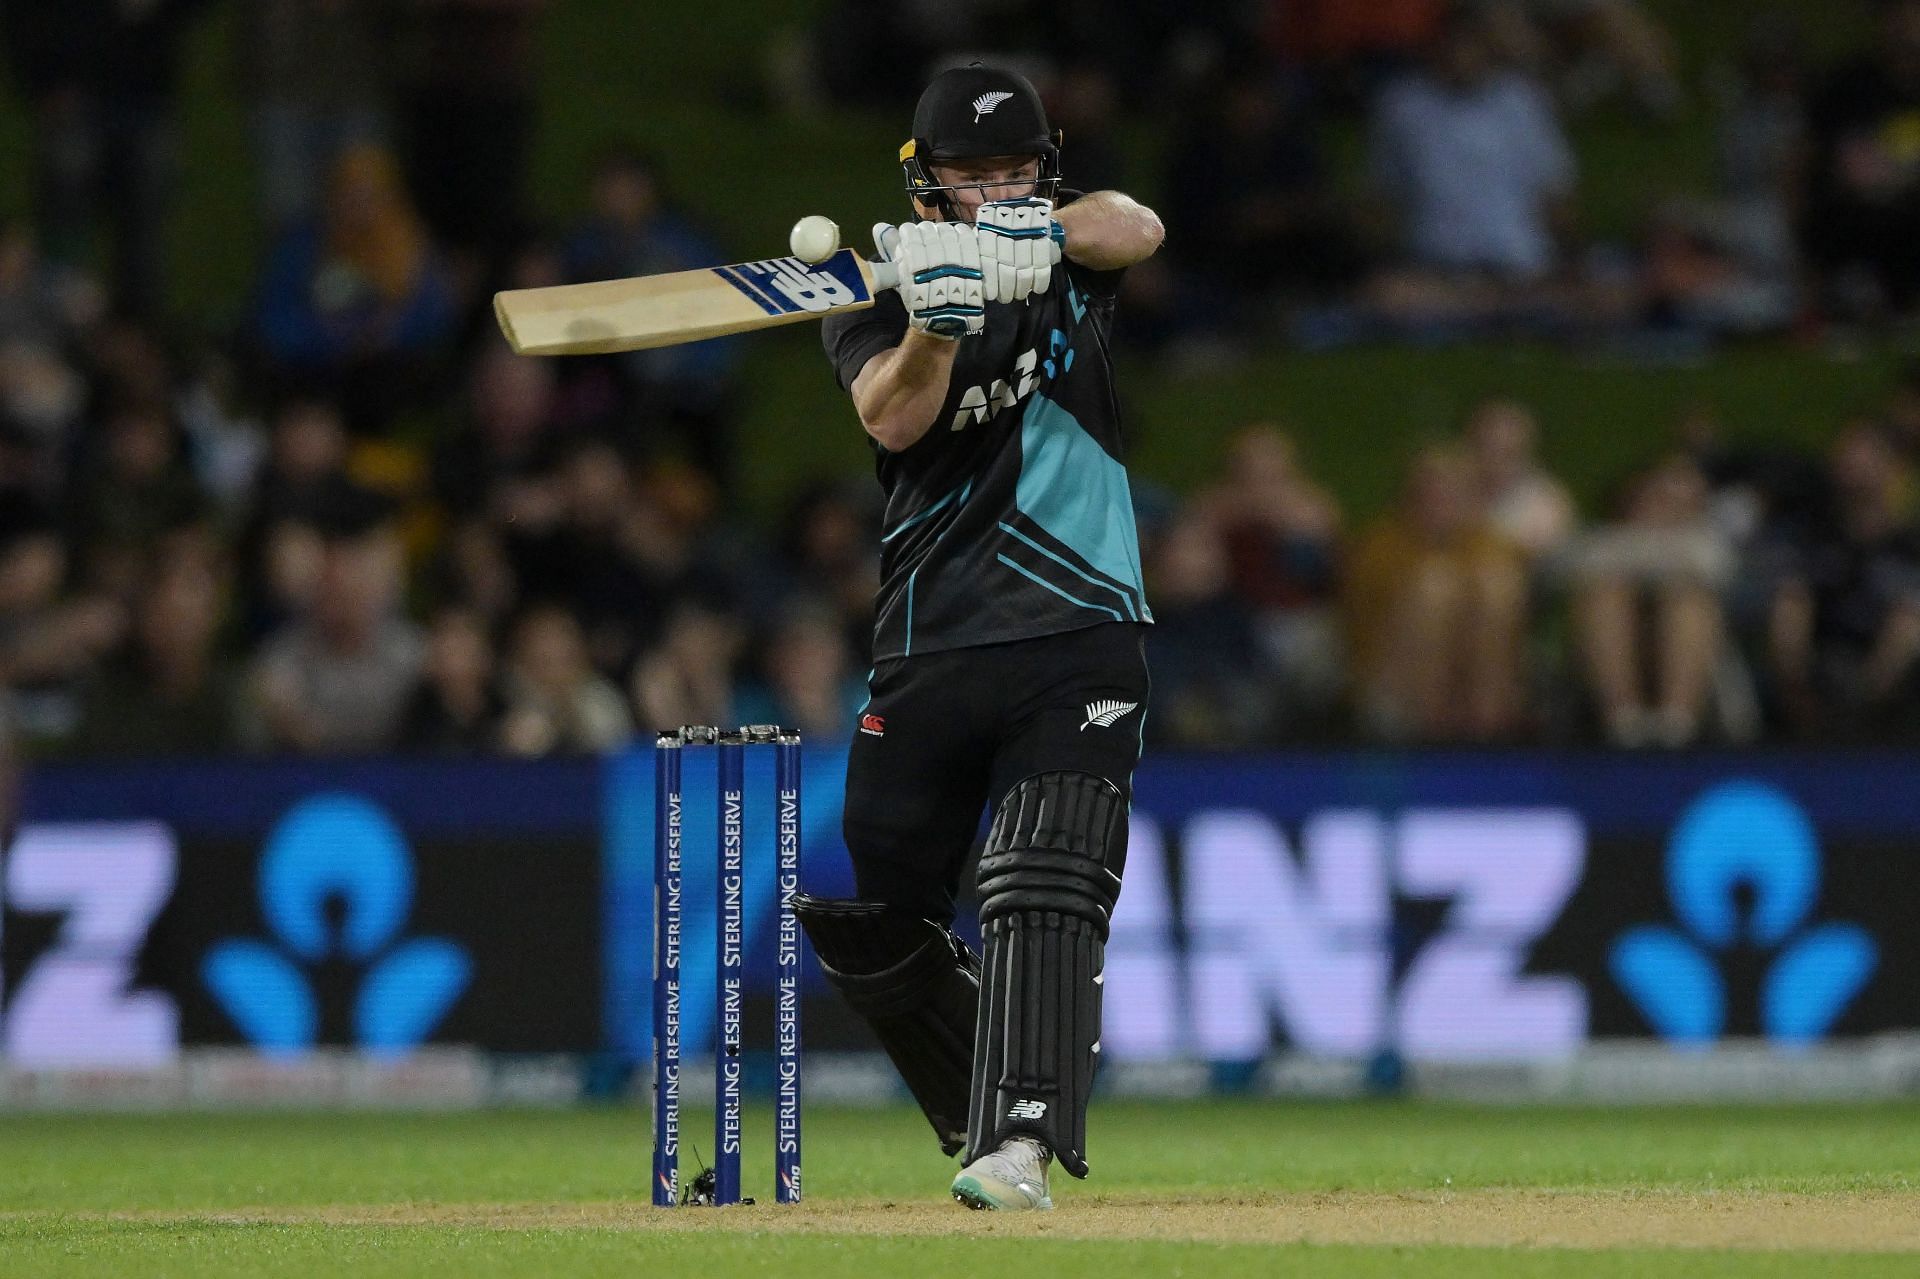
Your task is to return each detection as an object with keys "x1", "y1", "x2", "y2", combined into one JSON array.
[{"x1": 975, "y1": 197, "x2": 1065, "y2": 303}]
